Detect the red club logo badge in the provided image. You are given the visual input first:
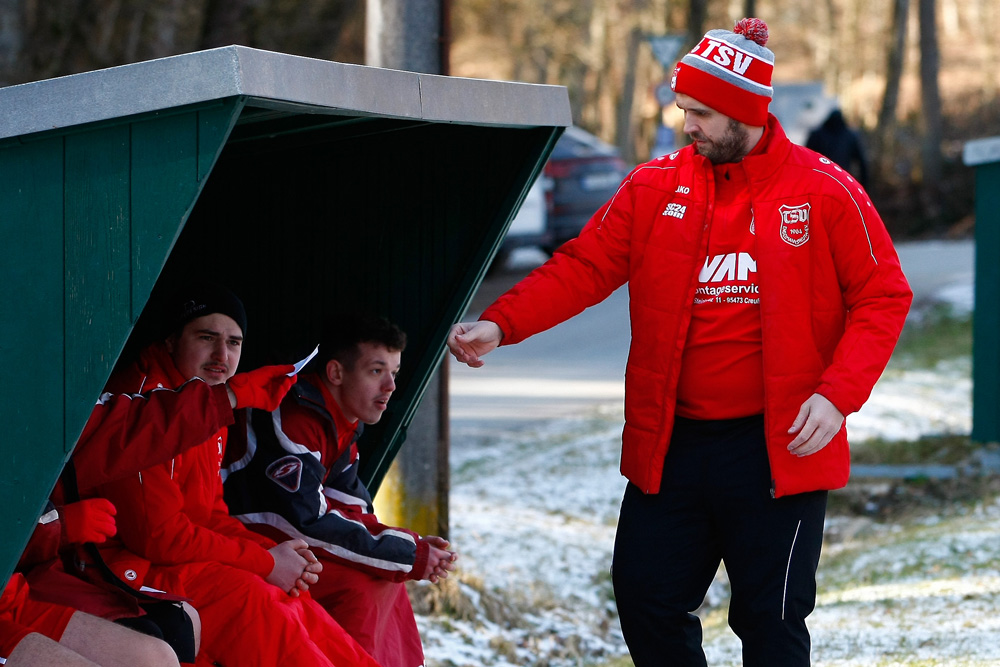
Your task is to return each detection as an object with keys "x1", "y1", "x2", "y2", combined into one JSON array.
[{"x1": 779, "y1": 203, "x2": 810, "y2": 247}]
